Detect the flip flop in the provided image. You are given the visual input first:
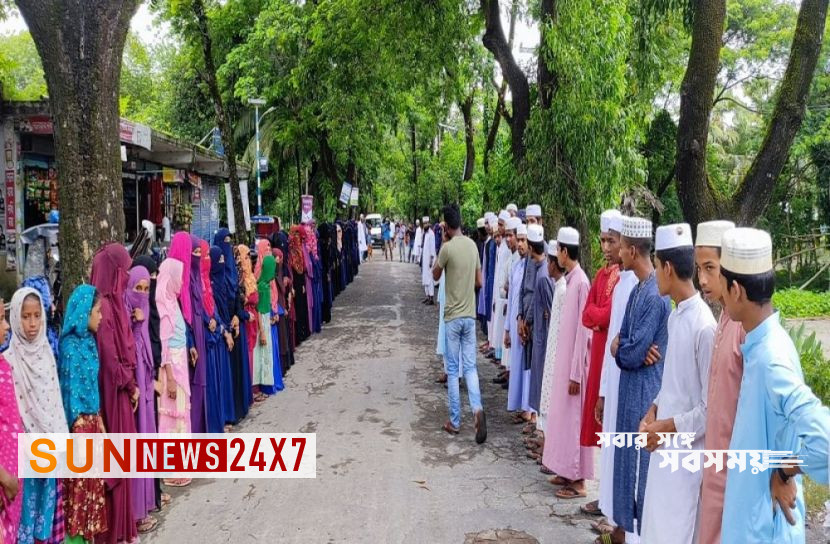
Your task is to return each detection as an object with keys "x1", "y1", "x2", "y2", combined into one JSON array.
[
  {"x1": 555, "y1": 485, "x2": 587, "y2": 499},
  {"x1": 593, "y1": 534, "x2": 614, "y2": 544},
  {"x1": 548, "y1": 475, "x2": 570, "y2": 486},
  {"x1": 137, "y1": 516, "x2": 159, "y2": 534},
  {"x1": 161, "y1": 492, "x2": 172, "y2": 507},
  {"x1": 581, "y1": 500, "x2": 603, "y2": 516},
  {"x1": 539, "y1": 466, "x2": 554, "y2": 475}
]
